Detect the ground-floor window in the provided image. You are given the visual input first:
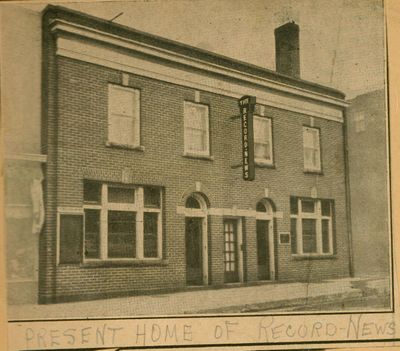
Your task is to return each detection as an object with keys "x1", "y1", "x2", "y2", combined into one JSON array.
[
  {"x1": 58, "y1": 181, "x2": 163, "y2": 262},
  {"x1": 107, "y1": 210, "x2": 136, "y2": 258},
  {"x1": 290, "y1": 197, "x2": 335, "y2": 256}
]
